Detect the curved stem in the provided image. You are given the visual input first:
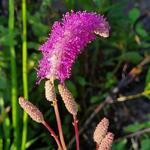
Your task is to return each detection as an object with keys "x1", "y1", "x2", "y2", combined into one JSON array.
[
  {"x1": 73, "y1": 115, "x2": 79, "y2": 150},
  {"x1": 21, "y1": 0, "x2": 28, "y2": 149},
  {"x1": 53, "y1": 100, "x2": 67, "y2": 150},
  {"x1": 42, "y1": 121, "x2": 63, "y2": 150}
]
